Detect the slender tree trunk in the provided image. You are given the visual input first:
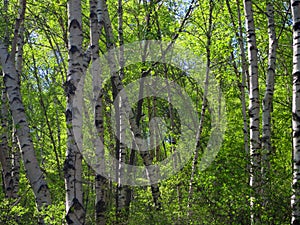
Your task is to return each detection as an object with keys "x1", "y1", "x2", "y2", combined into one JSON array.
[
  {"x1": 0, "y1": 87, "x2": 14, "y2": 198},
  {"x1": 11, "y1": 0, "x2": 24, "y2": 199},
  {"x1": 226, "y1": 0, "x2": 249, "y2": 156},
  {"x1": 0, "y1": 0, "x2": 22, "y2": 201},
  {"x1": 98, "y1": 0, "x2": 163, "y2": 210},
  {"x1": 64, "y1": 0, "x2": 86, "y2": 223},
  {"x1": 243, "y1": 0, "x2": 261, "y2": 223},
  {"x1": 261, "y1": 2, "x2": 277, "y2": 210},
  {"x1": 291, "y1": 0, "x2": 300, "y2": 224},
  {"x1": 0, "y1": 44, "x2": 52, "y2": 211},
  {"x1": 89, "y1": 0, "x2": 108, "y2": 224},
  {"x1": 187, "y1": 0, "x2": 213, "y2": 216},
  {"x1": 0, "y1": 0, "x2": 52, "y2": 213},
  {"x1": 31, "y1": 51, "x2": 62, "y2": 177},
  {"x1": 95, "y1": 174, "x2": 108, "y2": 225},
  {"x1": 116, "y1": 0, "x2": 130, "y2": 221},
  {"x1": 11, "y1": 129, "x2": 20, "y2": 199},
  {"x1": 0, "y1": 0, "x2": 13, "y2": 199}
]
